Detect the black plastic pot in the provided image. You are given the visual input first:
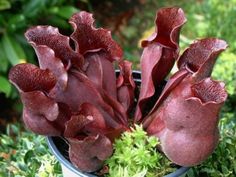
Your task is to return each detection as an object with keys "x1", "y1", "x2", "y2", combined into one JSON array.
[
  {"x1": 47, "y1": 70, "x2": 190, "y2": 177},
  {"x1": 47, "y1": 136, "x2": 189, "y2": 177}
]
